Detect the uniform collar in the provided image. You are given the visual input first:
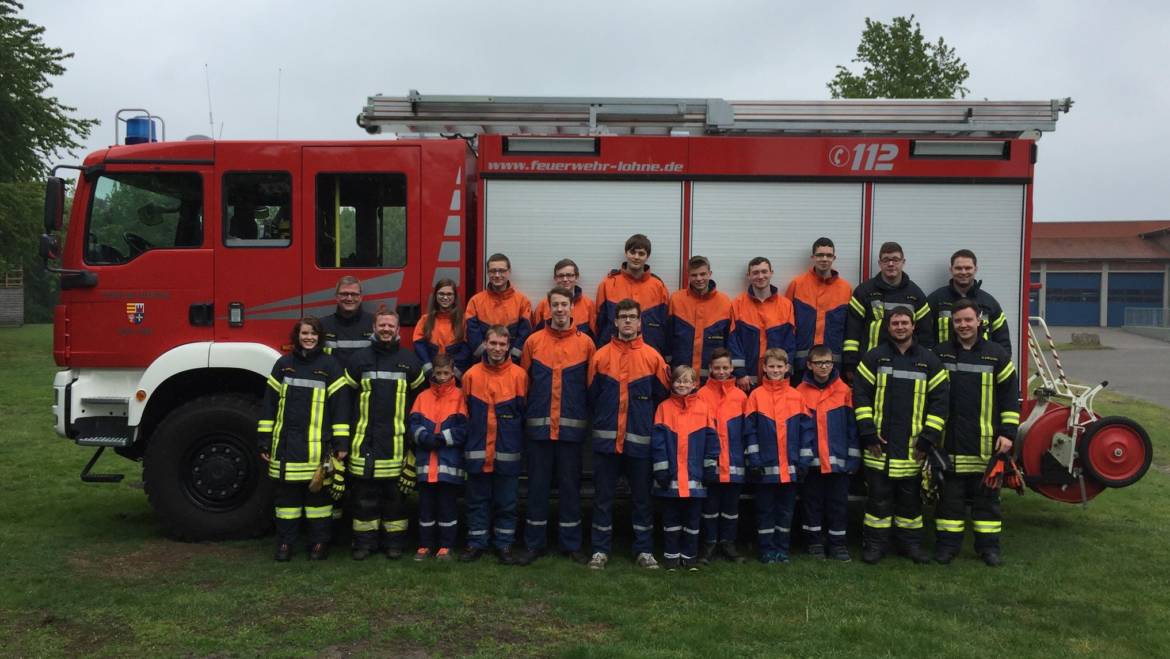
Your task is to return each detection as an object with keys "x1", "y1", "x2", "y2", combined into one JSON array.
[
  {"x1": 372, "y1": 337, "x2": 400, "y2": 353},
  {"x1": 332, "y1": 307, "x2": 367, "y2": 326},
  {"x1": 610, "y1": 335, "x2": 645, "y2": 351},
  {"x1": 809, "y1": 266, "x2": 840, "y2": 283},
  {"x1": 802, "y1": 368, "x2": 839, "y2": 389},
  {"x1": 669, "y1": 391, "x2": 700, "y2": 408},
  {"x1": 430, "y1": 379, "x2": 457, "y2": 396},
  {"x1": 874, "y1": 272, "x2": 911, "y2": 292},
  {"x1": 487, "y1": 284, "x2": 515, "y2": 300},
  {"x1": 481, "y1": 355, "x2": 513, "y2": 372},
  {"x1": 749, "y1": 284, "x2": 779, "y2": 302},
  {"x1": 760, "y1": 377, "x2": 791, "y2": 392},
  {"x1": 949, "y1": 278, "x2": 982, "y2": 297},
  {"x1": 703, "y1": 377, "x2": 738, "y2": 396},
  {"x1": 545, "y1": 324, "x2": 577, "y2": 338},
  {"x1": 685, "y1": 280, "x2": 719, "y2": 299},
  {"x1": 620, "y1": 263, "x2": 651, "y2": 281}
]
